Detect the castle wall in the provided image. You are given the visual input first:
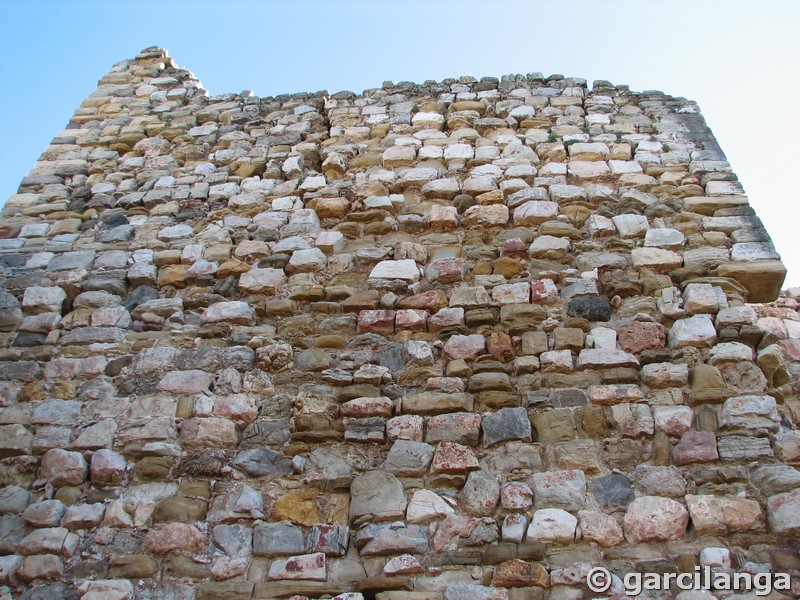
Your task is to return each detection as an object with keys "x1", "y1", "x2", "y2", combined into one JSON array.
[{"x1": 0, "y1": 46, "x2": 797, "y2": 599}]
